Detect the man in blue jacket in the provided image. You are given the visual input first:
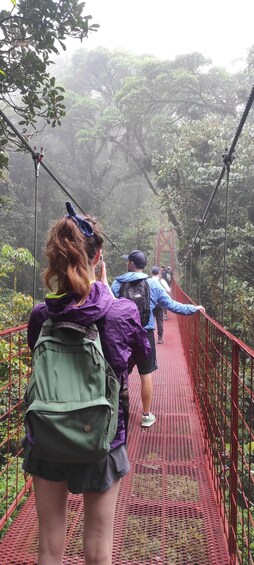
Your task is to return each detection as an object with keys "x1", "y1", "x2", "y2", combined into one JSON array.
[{"x1": 111, "y1": 250, "x2": 205, "y2": 428}]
